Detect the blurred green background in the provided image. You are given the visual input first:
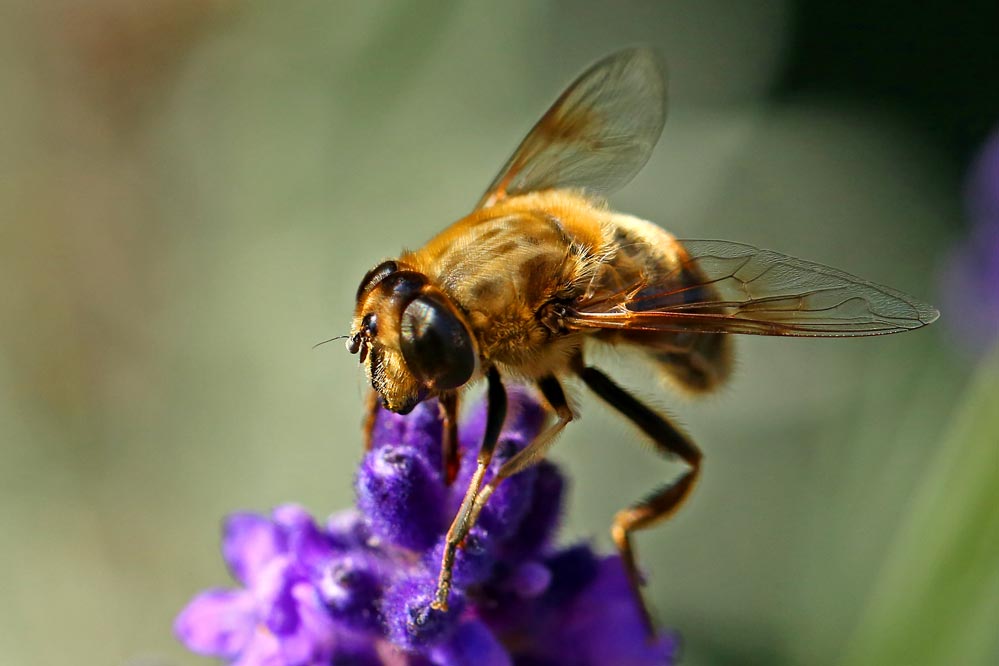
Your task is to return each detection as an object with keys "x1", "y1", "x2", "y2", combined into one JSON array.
[{"x1": 2, "y1": 2, "x2": 997, "y2": 665}]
